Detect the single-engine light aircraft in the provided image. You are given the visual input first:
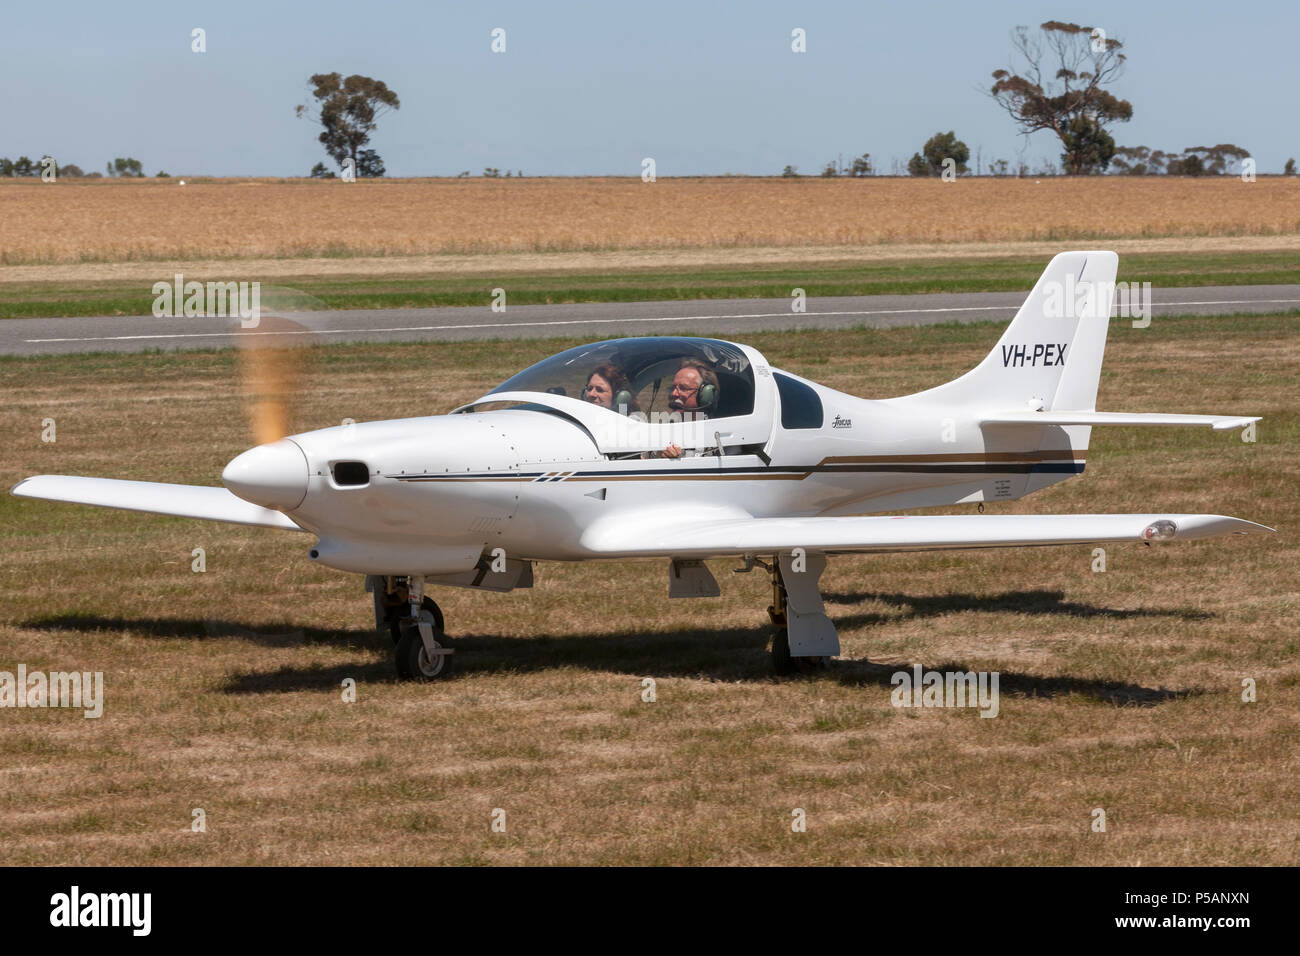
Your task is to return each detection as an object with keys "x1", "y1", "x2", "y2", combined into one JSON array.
[{"x1": 12, "y1": 252, "x2": 1272, "y2": 678}]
